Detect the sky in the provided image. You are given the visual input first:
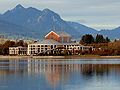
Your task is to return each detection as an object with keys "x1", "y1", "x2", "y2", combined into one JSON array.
[{"x1": 0, "y1": 0, "x2": 120, "y2": 30}]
